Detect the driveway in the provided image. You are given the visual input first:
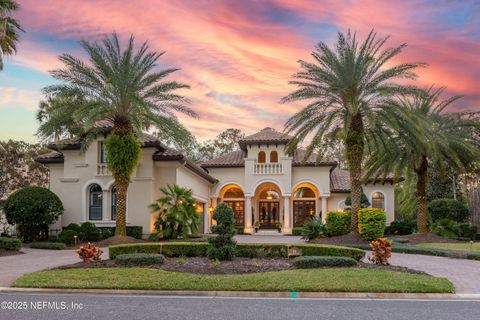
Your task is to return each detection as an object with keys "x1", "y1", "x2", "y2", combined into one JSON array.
[{"x1": 388, "y1": 252, "x2": 480, "y2": 294}]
